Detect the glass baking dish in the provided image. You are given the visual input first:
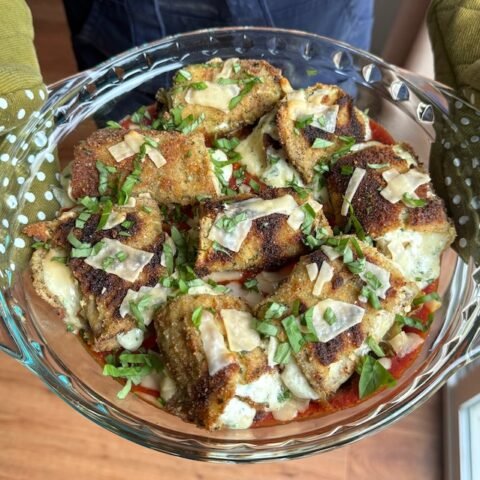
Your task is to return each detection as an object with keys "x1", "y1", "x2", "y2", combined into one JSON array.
[{"x1": 0, "y1": 27, "x2": 479, "y2": 463}]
